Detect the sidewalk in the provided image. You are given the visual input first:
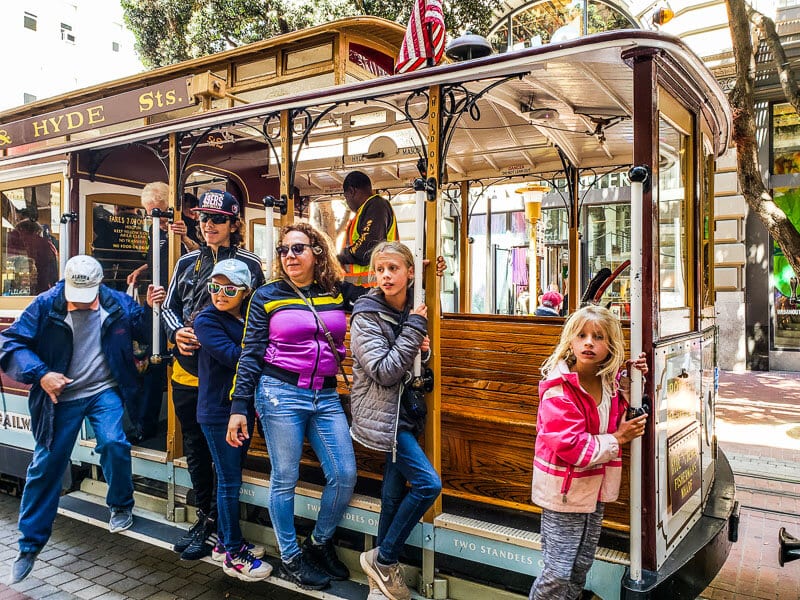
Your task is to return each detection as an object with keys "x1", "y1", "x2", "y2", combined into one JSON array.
[
  {"x1": 0, "y1": 494, "x2": 307, "y2": 600},
  {"x1": 702, "y1": 370, "x2": 800, "y2": 600}
]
